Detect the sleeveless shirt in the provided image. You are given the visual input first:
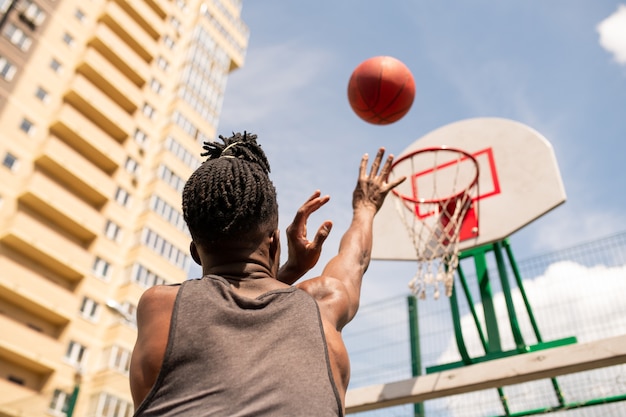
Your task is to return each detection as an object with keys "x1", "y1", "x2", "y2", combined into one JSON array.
[{"x1": 134, "y1": 275, "x2": 344, "y2": 417}]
